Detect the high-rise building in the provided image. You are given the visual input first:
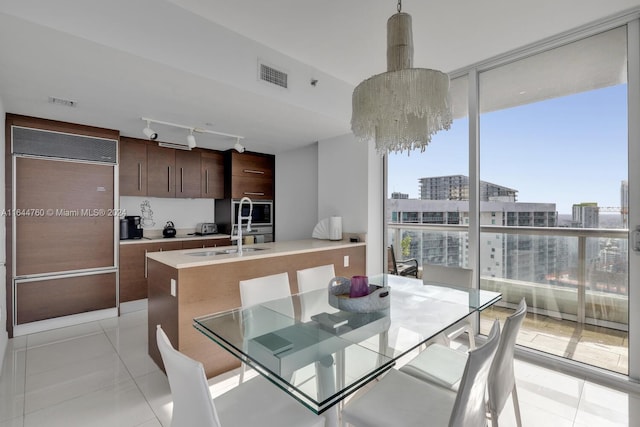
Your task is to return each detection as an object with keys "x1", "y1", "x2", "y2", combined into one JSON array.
[
  {"x1": 572, "y1": 202, "x2": 599, "y2": 228},
  {"x1": 387, "y1": 196, "x2": 559, "y2": 283},
  {"x1": 419, "y1": 175, "x2": 518, "y2": 202}
]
